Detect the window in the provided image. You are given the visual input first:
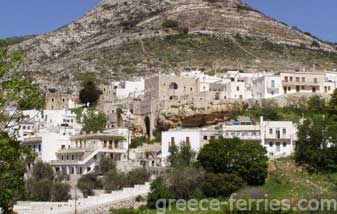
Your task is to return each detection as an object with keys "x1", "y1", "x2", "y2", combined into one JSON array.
[
  {"x1": 269, "y1": 128, "x2": 273, "y2": 134},
  {"x1": 271, "y1": 80, "x2": 275, "y2": 88},
  {"x1": 283, "y1": 142, "x2": 287, "y2": 147},
  {"x1": 283, "y1": 128, "x2": 286, "y2": 135},
  {"x1": 236, "y1": 86, "x2": 240, "y2": 91},
  {"x1": 269, "y1": 142, "x2": 273, "y2": 147},
  {"x1": 296, "y1": 77, "x2": 300, "y2": 82},
  {"x1": 203, "y1": 136, "x2": 208, "y2": 140},
  {"x1": 314, "y1": 78, "x2": 318, "y2": 83},
  {"x1": 171, "y1": 137, "x2": 175, "y2": 146},
  {"x1": 289, "y1": 77, "x2": 293, "y2": 82},
  {"x1": 186, "y1": 137, "x2": 190, "y2": 145}
]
